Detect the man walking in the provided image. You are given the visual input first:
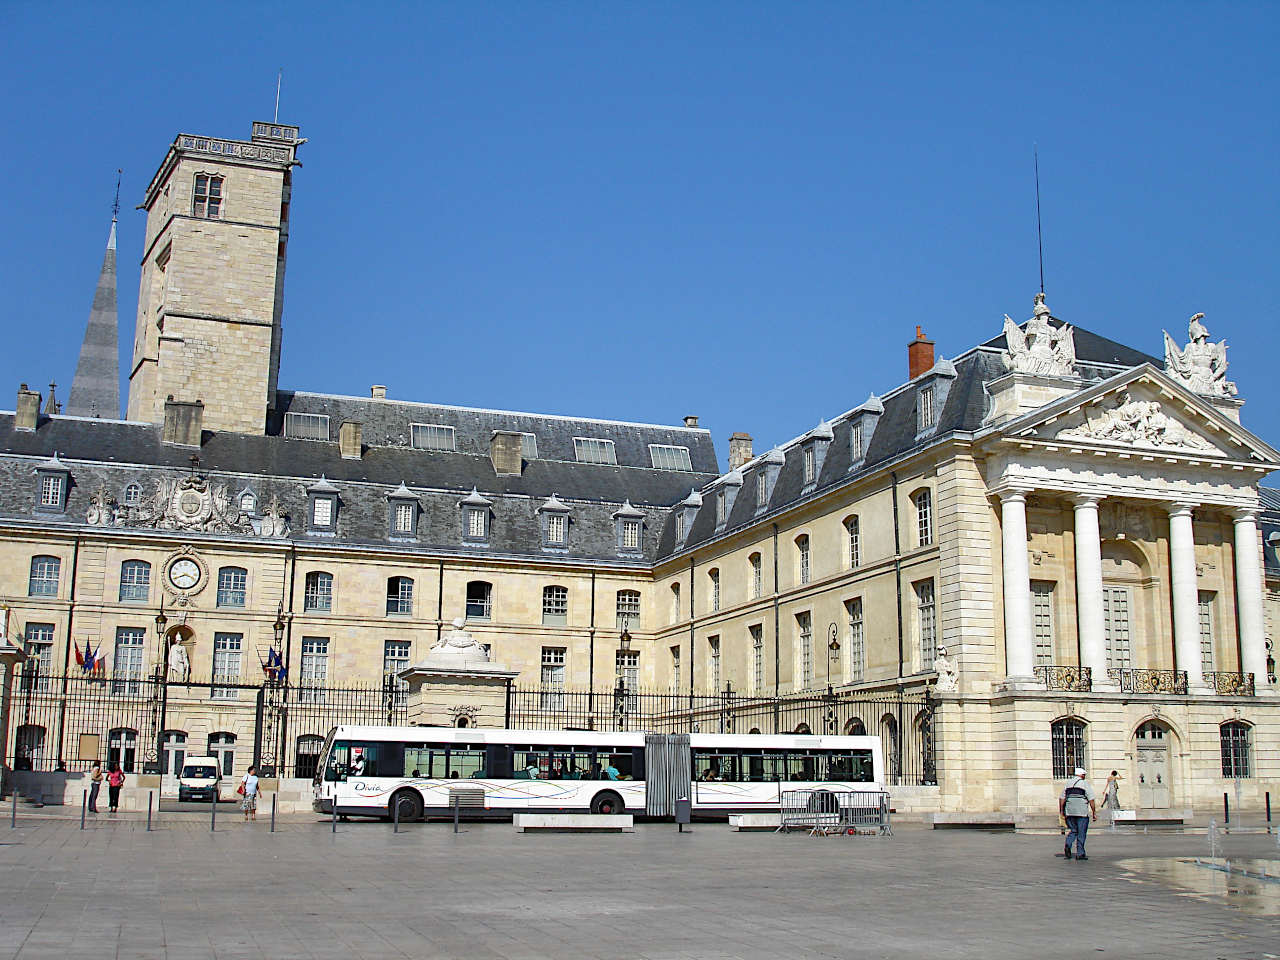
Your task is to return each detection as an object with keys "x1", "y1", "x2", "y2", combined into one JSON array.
[{"x1": 1059, "y1": 767, "x2": 1097, "y2": 860}]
